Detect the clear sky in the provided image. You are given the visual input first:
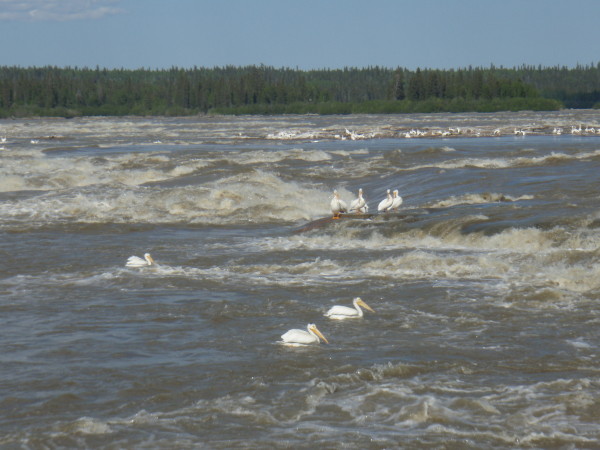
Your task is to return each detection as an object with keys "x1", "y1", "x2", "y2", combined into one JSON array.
[{"x1": 1, "y1": 0, "x2": 598, "y2": 70}]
